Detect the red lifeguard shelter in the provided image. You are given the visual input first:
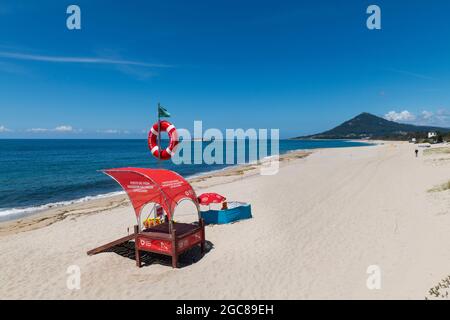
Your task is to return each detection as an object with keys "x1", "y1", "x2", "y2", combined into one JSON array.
[{"x1": 87, "y1": 167, "x2": 206, "y2": 268}]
